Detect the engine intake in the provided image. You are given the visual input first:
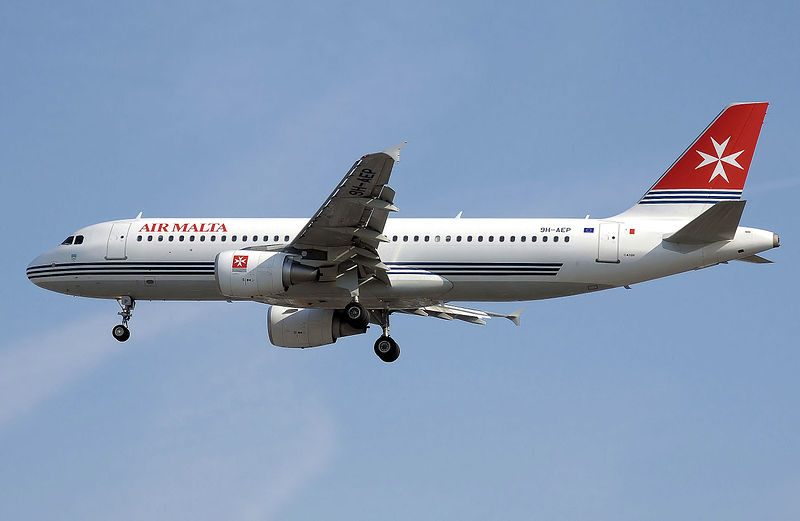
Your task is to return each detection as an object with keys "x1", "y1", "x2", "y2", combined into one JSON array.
[
  {"x1": 216, "y1": 250, "x2": 319, "y2": 298},
  {"x1": 267, "y1": 305, "x2": 367, "y2": 348}
]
